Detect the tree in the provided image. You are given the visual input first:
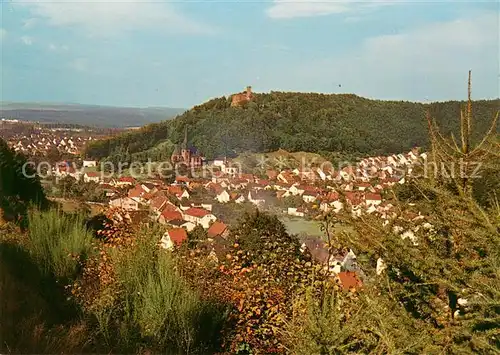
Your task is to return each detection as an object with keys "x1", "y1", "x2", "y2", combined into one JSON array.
[
  {"x1": 296, "y1": 71, "x2": 500, "y2": 353},
  {"x1": 46, "y1": 146, "x2": 62, "y2": 164},
  {"x1": 0, "y1": 138, "x2": 49, "y2": 227}
]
